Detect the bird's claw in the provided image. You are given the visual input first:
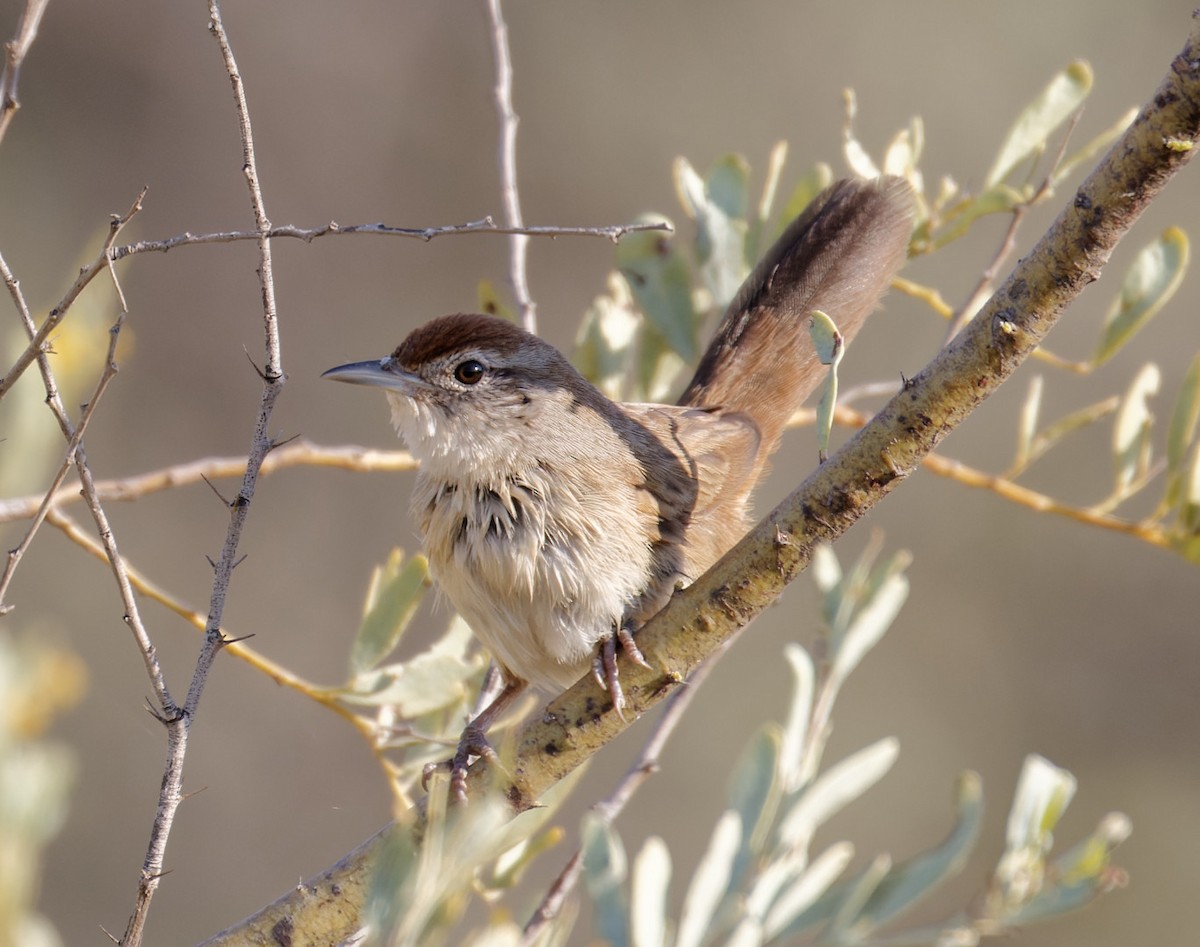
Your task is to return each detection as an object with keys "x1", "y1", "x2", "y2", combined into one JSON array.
[
  {"x1": 420, "y1": 721, "x2": 497, "y2": 804},
  {"x1": 591, "y1": 622, "x2": 651, "y2": 719}
]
